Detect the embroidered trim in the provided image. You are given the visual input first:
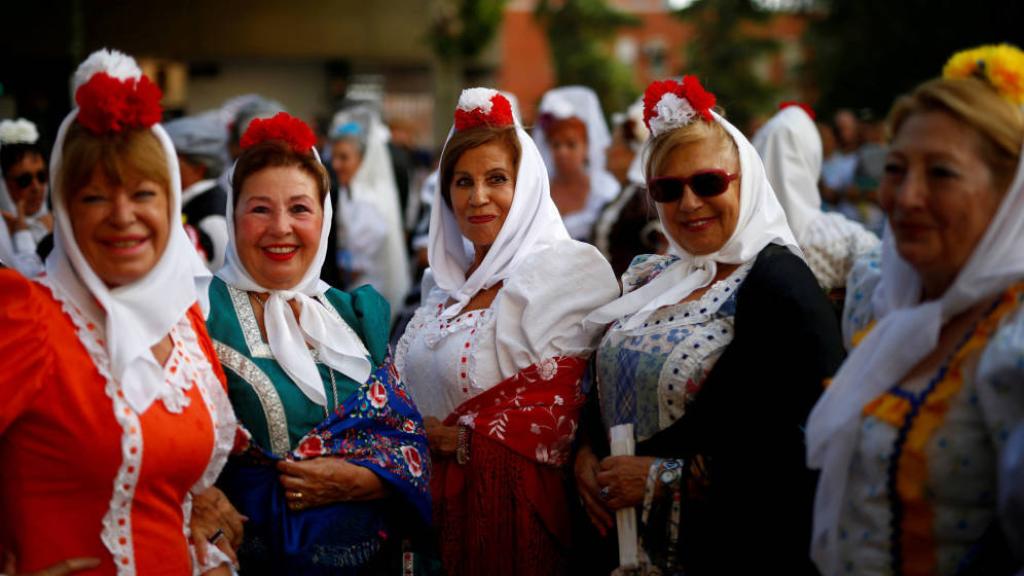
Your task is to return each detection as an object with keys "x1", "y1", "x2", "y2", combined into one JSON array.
[
  {"x1": 159, "y1": 328, "x2": 193, "y2": 414},
  {"x1": 423, "y1": 302, "x2": 491, "y2": 348},
  {"x1": 214, "y1": 340, "x2": 291, "y2": 455},
  {"x1": 465, "y1": 310, "x2": 499, "y2": 395},
  {"x1": 38, "y1": 277, "x2": 141, "y2": 575},
  {"x1": 227, "y1": 284, "x2": 273, "y2": 358},
  {"x1": 228, "y1": 285, "x2": 350, "y2": 363},
  {"x1": 178, "y1": 321, "x2": 236, "y2": 493},
  {"x1": 859, "y1": 286, "x2": 1024, "y2": 576}
]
